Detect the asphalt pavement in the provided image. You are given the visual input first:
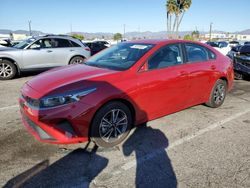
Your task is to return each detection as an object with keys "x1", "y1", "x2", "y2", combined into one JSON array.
[{"x1": 0, "y1": 76, "x2": 249, "y2": 188}]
